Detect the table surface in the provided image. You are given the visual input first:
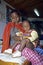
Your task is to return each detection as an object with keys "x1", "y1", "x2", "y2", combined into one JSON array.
[{"x1": 0, "y1": 53, "x2": 26, "y2": 65}]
